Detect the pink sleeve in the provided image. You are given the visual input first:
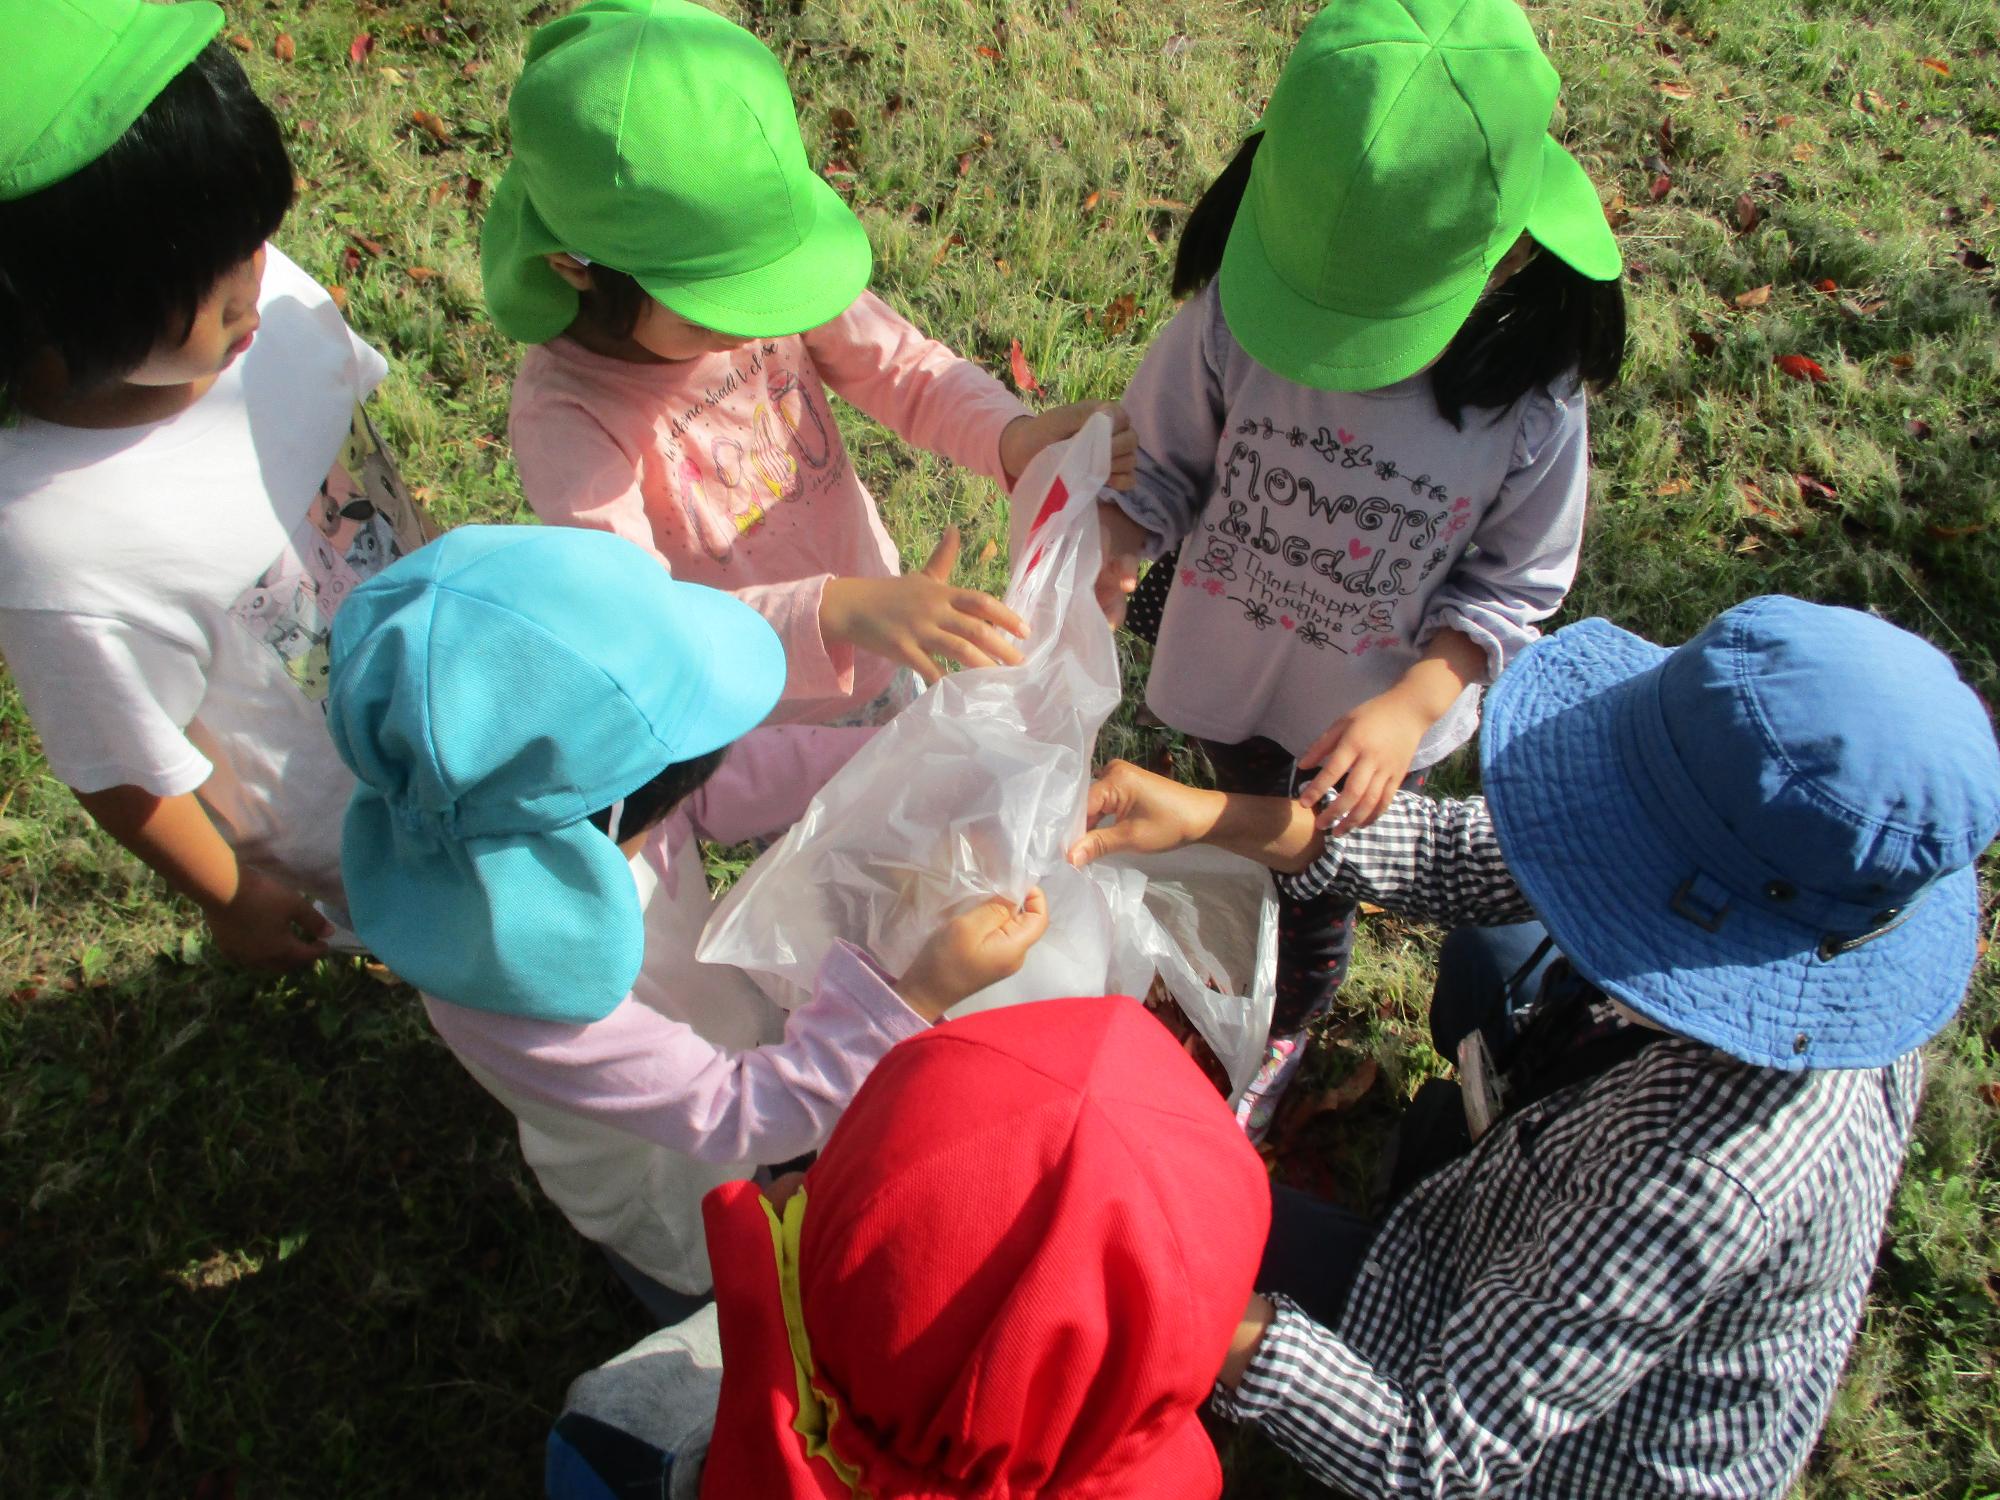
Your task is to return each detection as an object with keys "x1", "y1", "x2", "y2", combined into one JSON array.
[
  {"x1": 510, "y1": 392, "x2": 660, "y2": 556},
  {"x1": 804, "y1": 291, "x2": 1030, "y2": 487},
  {"x1": 423, "y1": 942, "x2": 927, "y2": 1164},
  {"x1": 726, "y1": 575, "x2": 855, "y2": 705},
  {"x1": 683, "y1": 723, "x2": 877, "y2": 846}
]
